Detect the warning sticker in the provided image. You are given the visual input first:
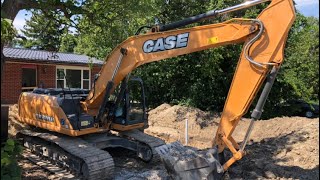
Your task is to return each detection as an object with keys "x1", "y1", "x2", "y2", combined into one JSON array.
[{"x1": 209, "y1": 37, "x2": 219, "y2": 44}]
